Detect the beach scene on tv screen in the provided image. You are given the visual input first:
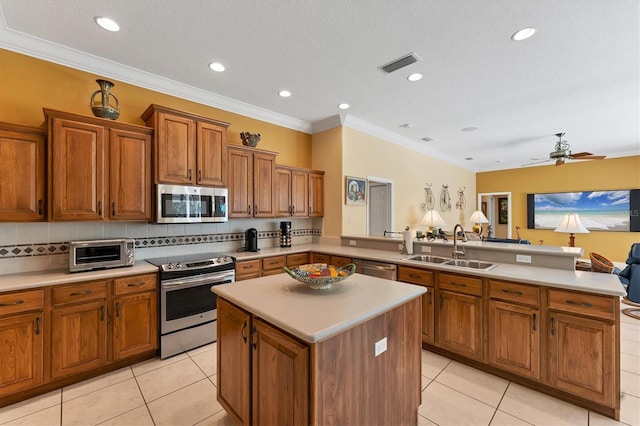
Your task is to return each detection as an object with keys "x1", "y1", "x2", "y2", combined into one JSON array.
[{"x1": 534, "y1": 190, "x2": 630, "y2": 231}]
